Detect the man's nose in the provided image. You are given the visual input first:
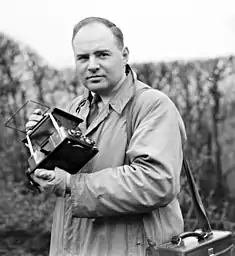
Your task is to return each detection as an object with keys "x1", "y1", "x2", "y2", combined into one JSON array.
[{"x1": 88, "y1": 57, "x2": 100, "y2": 72}]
